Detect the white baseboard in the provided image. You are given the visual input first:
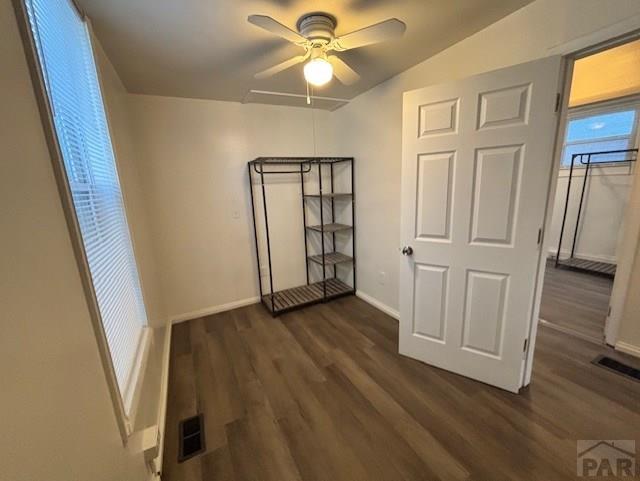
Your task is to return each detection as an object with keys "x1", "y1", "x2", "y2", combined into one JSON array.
[
  {"x1": 539, "y1": 318, "x2": 603, "y2": 345},
  {"x1": 171, "y1": 296, "x2": 260, "y2": 324},
  {"x1": 356, "y1": 290, "x2": 400, "y2": 320},
  {"x1": 615, "y1": 341, "x2": 640, "y2": 359},
  {"x1": 547, "y1": 248, "x2": 616, "y2": 264}
]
